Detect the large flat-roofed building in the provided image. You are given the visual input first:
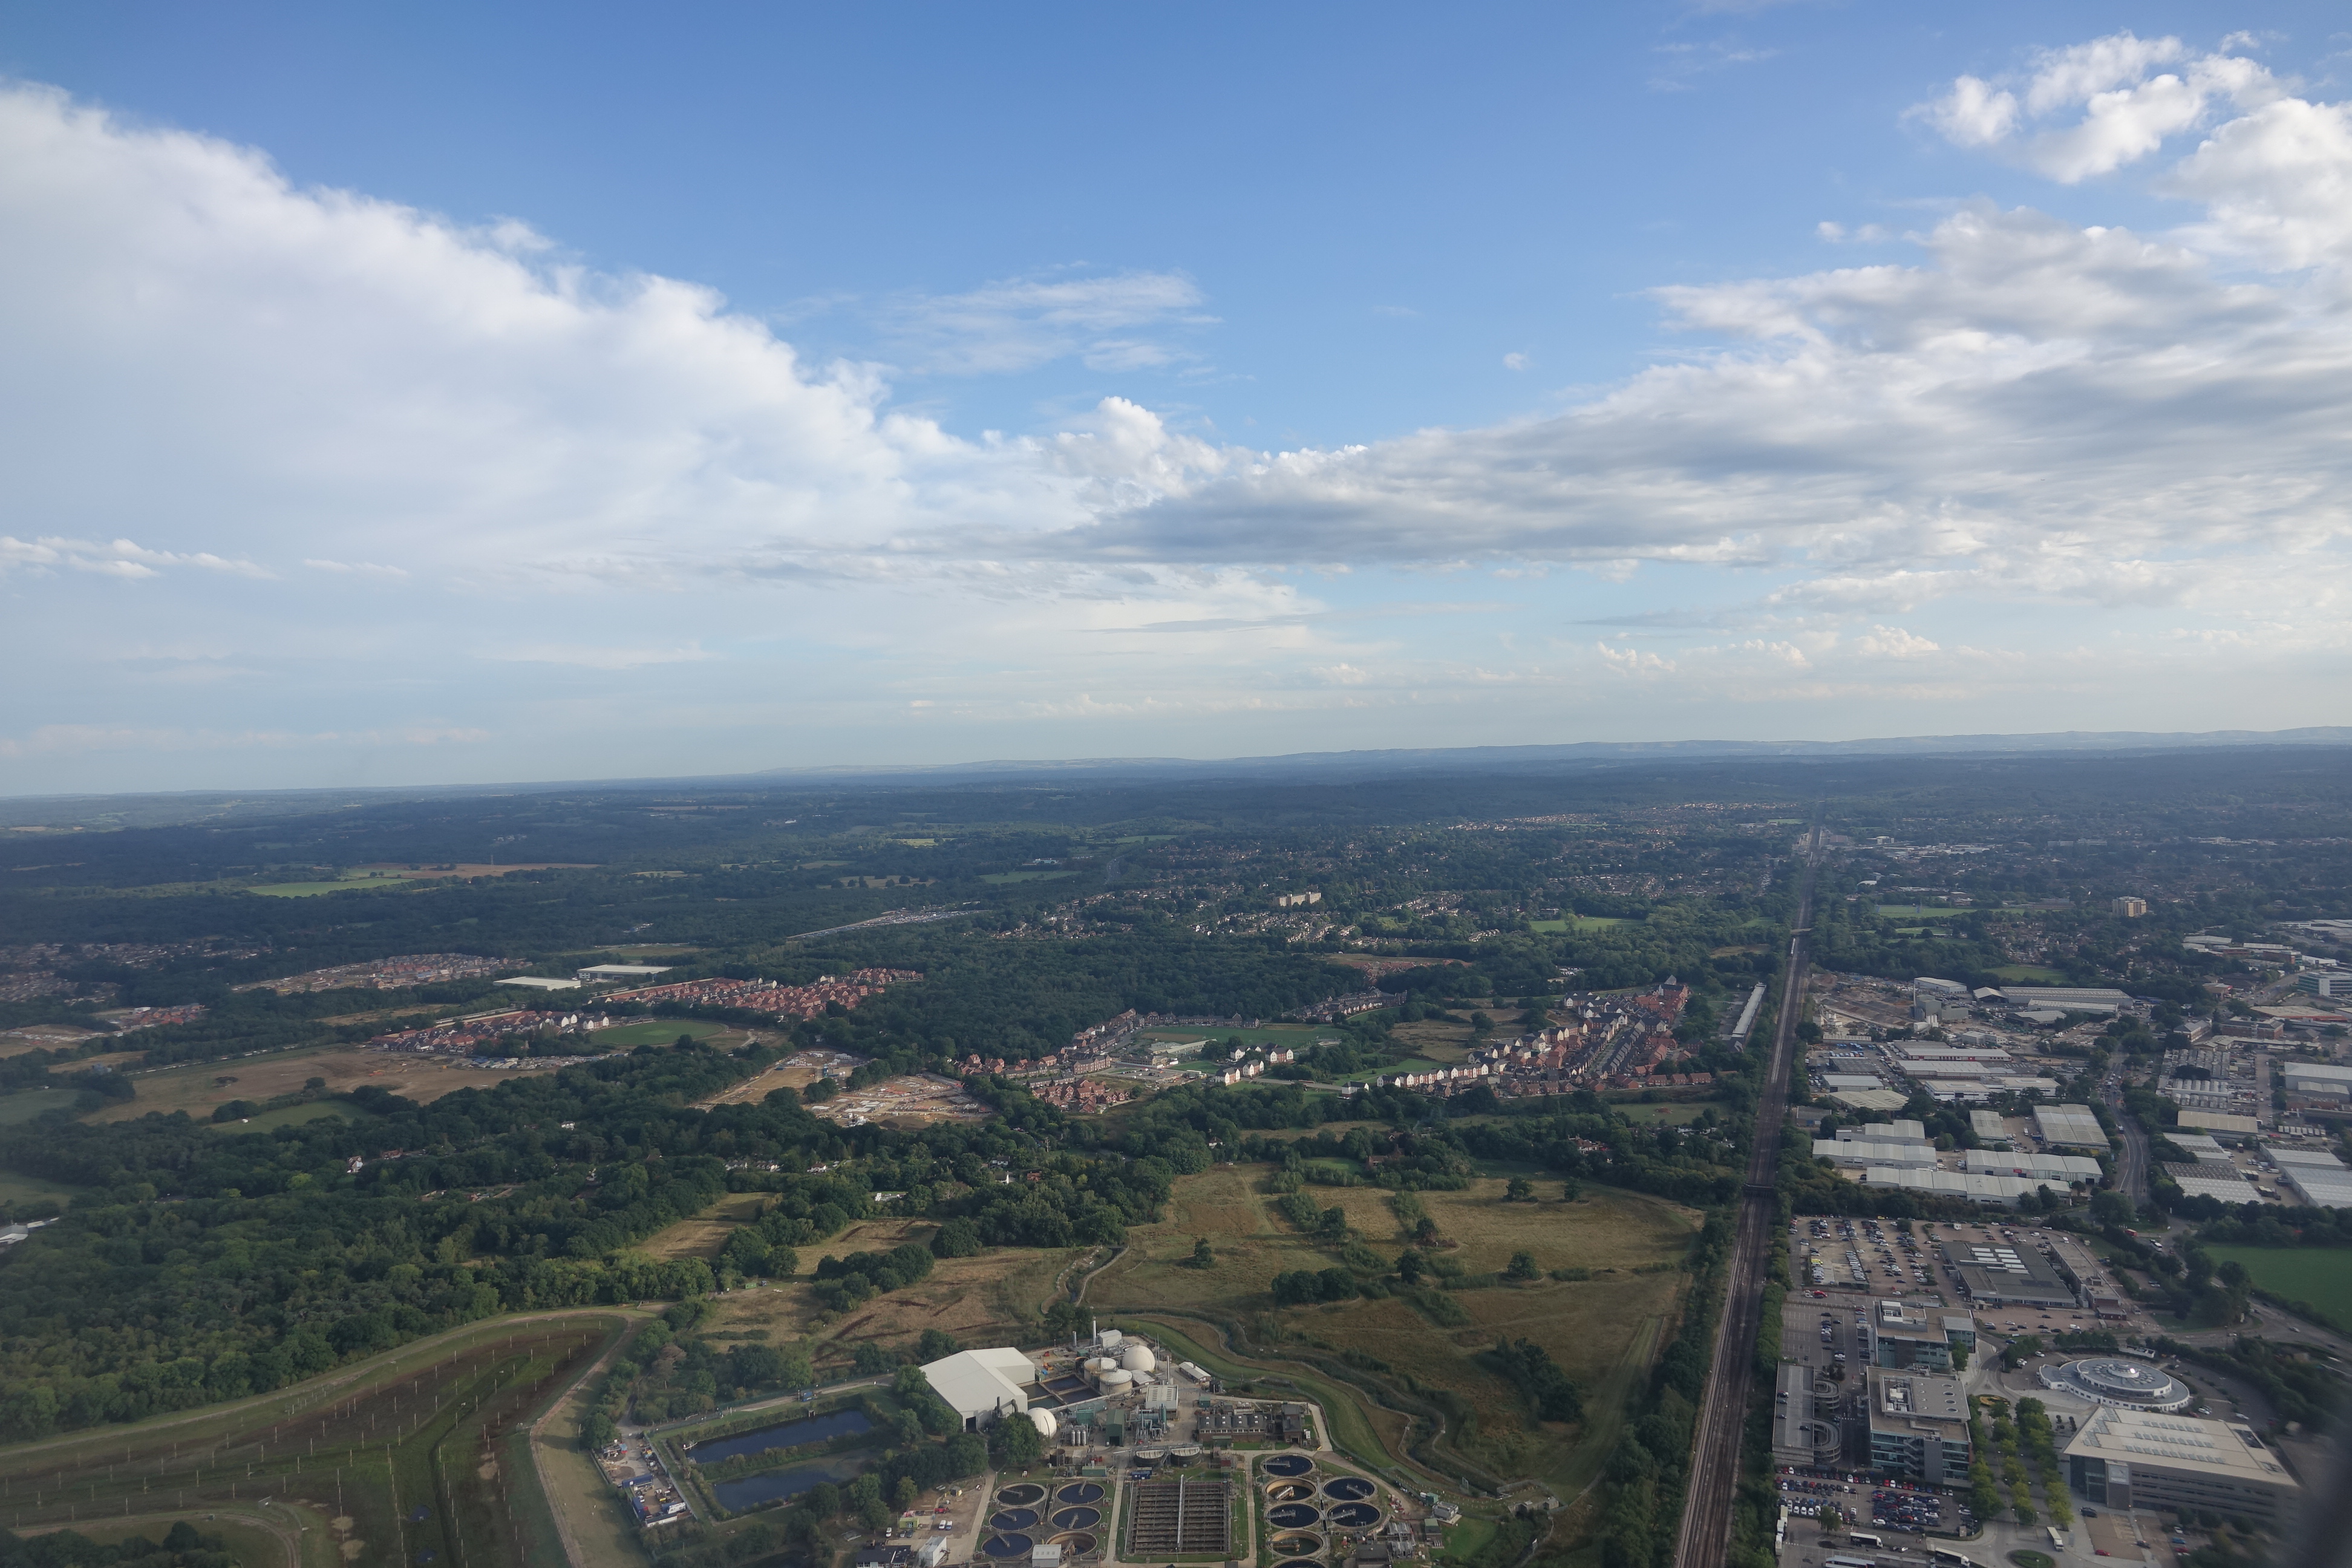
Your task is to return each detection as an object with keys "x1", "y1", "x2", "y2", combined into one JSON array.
[
  {"x1": 2282, "y1": 1062, "x2": 2352, "y2": 1099},
  {"x1": 2166, "y1": 1132, "x2": 2229, "y2": 1161},
  {"x1": 2281, "y1": 1163, "x2": 2352, "y2": 1209},
  {"x1": 1970, "y1": 1109, "x2": 2013, "y2": 1148},
  {"x1": 1867, "y1": 1369, "x2": 1971, "y2": 1485},
  {"x1": 1962, "y1": 1151, "x2": 2103, "y2": 1183},
  {"x1": 577, "y1": 963, "x2": 675, "y2": 985},
  {"x1": 2065, "y1": 1408, "x2": 2301, "y2": 1526},
  {"x1": 1771, "y1": 1362, "x2": 1843, "y2": 1468},
  {"x1": 1999, "y1": 986, "x2": 2132, "y2": 1014},
  {"x1": 1860, "y1": 1168, "x2": 2045, "y2": 1207},
  {"x1": 1829, "y1": 1088, "x2": 1910, "y2": 1113},
  {"x1": 921, "y1": 1347, "x2": 1037, "y2": 1429},
  {"x1": 1952, "y1": 1241, "x2": 2077, "y2": 1307},
  {"x1": 2034, "y1": 1104, "x2": 2110, "y2": 1149},
  {"x1": 2165, "y1": 1161, "x2": 2256, "y2": 1201},
  {"x1": 2174, "y1": 1109, "x2": 2259, "y2": 1140},
  {"x1": 1838, "y1": 1119, "x2": 1927, "y2": 1141},
  {"x1": 1817, "y1": 1138, "x2": 1939, "y2": 1170},
  {"x1": 1872, "y1": 1302, "x2": 1956, "y2": 1370}
]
